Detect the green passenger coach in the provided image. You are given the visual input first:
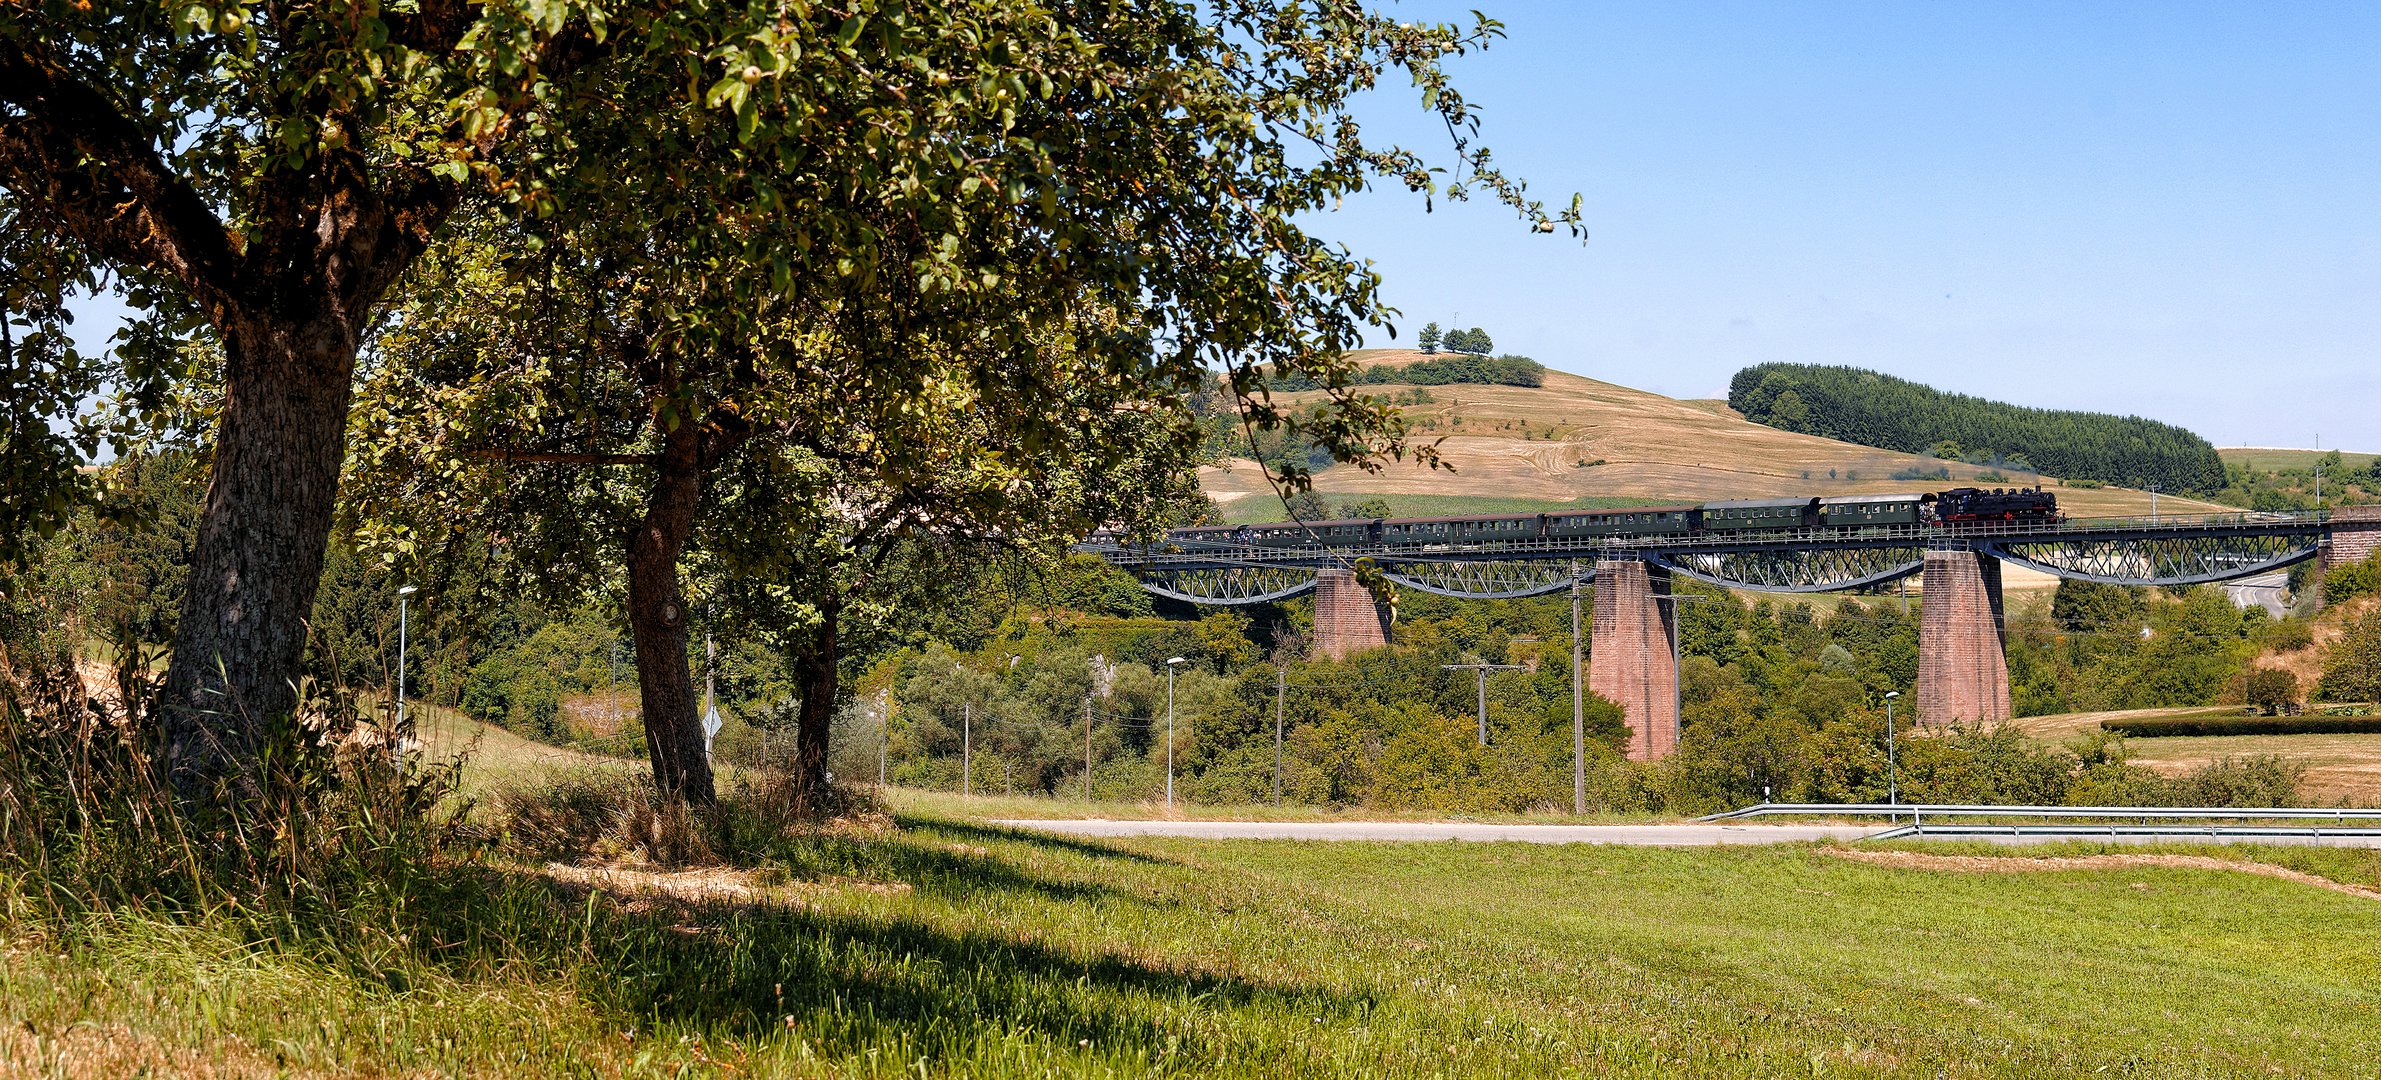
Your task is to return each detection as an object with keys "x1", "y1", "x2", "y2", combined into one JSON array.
[
  {"x1": 1817, "y1": 493, "x2": 1927, "y2": 528},
  {"x1": 1544, "y1": 506, "x2": 1700, "y2": 539},
  {"x1": 1702, "y1": 497, "x2": 1818, "y2": 531}
]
